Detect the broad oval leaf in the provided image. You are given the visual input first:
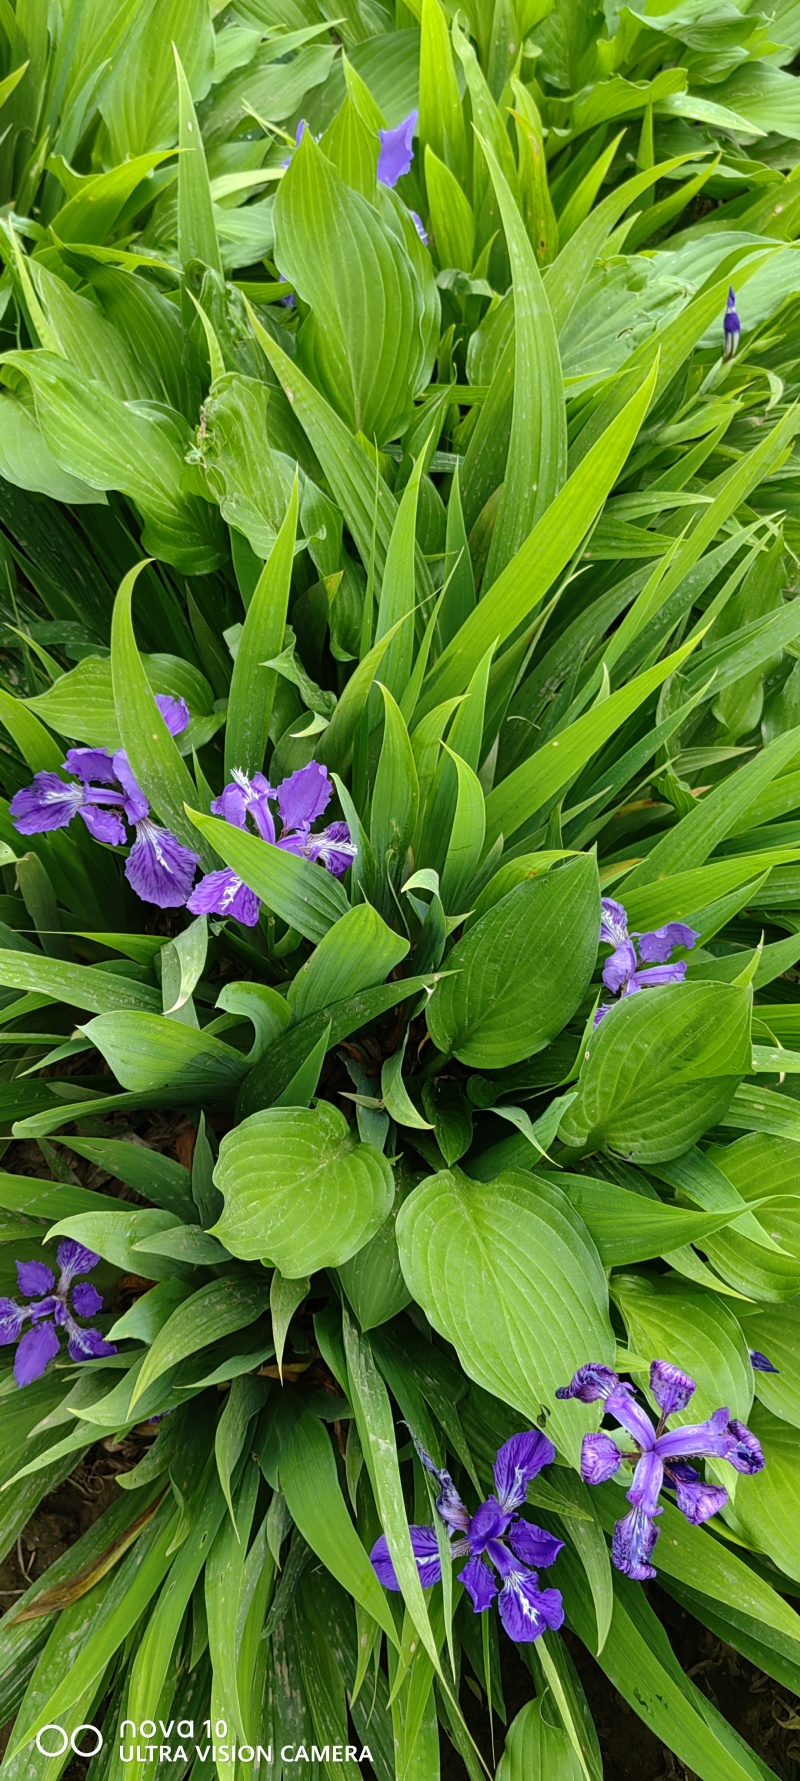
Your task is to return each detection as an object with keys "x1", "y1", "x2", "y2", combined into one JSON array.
[
  {"x1": 426, "y1": 852, "x2": 600, "y2": 1068},
  {"x1": 275, "y1": 132, "x2": 427, "y2": 442},
  {"x1": 560, "y1": 982, "x2": 752, "y2": 1163},
  {"x1": 396, "y1": 1167, "x2": 613, "y2": 1460},
  {"x1": 497, "y1": 1698, "x2": 583, "y2": 1781},
  {"x1": 287, "y1": 902, "x2": 409, "y2": 1022},
  {"x1": 213, "y1": 1102, "x2": 395, "y2": 1274},
  {"x1": 82, "y1": 1012, "x2": 250, "y2": 1098}
]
